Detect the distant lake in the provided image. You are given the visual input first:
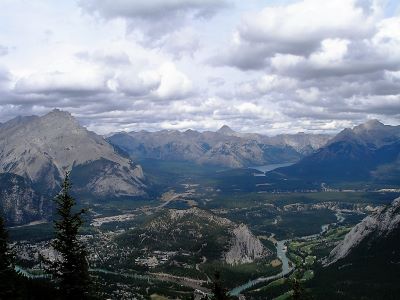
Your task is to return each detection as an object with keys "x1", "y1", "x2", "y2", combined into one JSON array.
[{"x1": 249, "y1": 162, "x2": 294, "y2": 174}]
